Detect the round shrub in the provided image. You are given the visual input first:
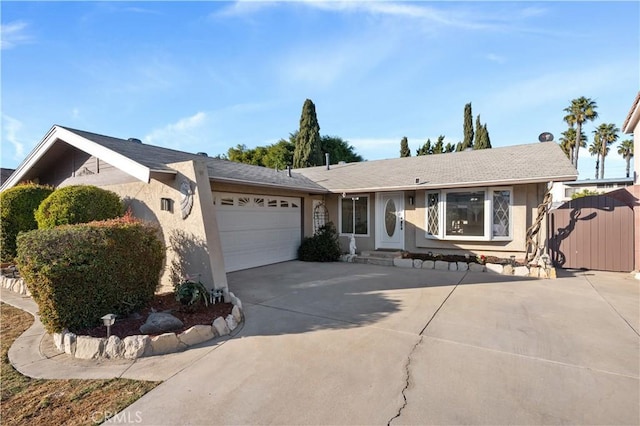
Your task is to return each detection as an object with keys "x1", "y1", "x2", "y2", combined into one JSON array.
[
  {"x1": 298, "y1": 222, "x2": 341, "y2": 262},
  {"x1": 0, "y1": 183, "x2": 54, "y2": 262},
  {"x1": 16, "y1": 216, "x2": 165, "y2": 333},
  {"x1": 35, "y1": 185, "x2": 124, "y2": 229}
]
